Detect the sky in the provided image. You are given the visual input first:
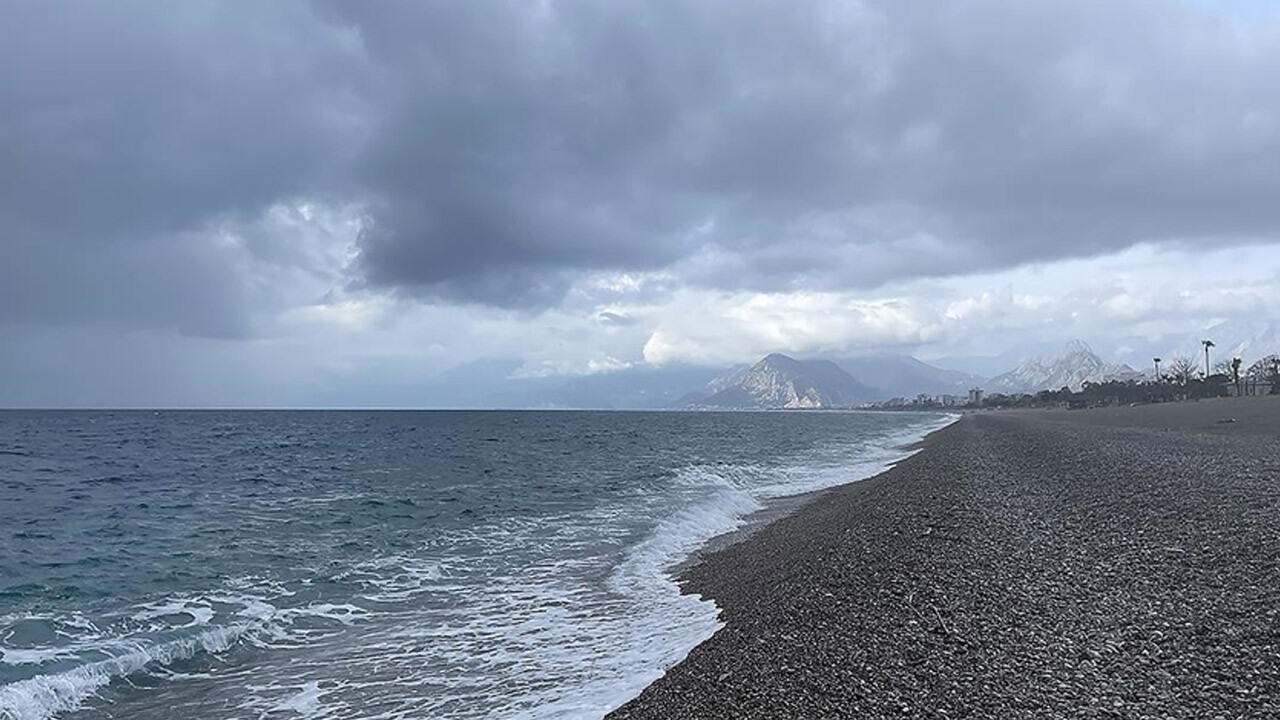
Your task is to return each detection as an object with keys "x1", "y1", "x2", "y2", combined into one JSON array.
[{"x1": 5, "y1": 0, "x2": 1280, "y2": 407}]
